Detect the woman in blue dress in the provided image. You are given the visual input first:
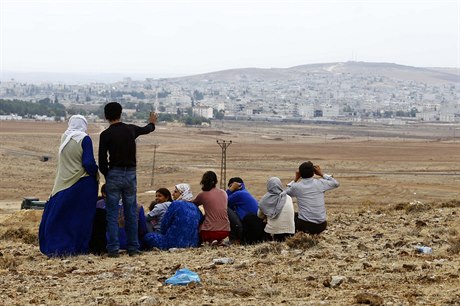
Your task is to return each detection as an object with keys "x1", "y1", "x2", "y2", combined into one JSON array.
[
  {"x1": 144, "y1": 200, "x2": 203, "y2": 250},
  {"x1": 39, "y1": 115, "x2": 98, "y2": 257}
]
